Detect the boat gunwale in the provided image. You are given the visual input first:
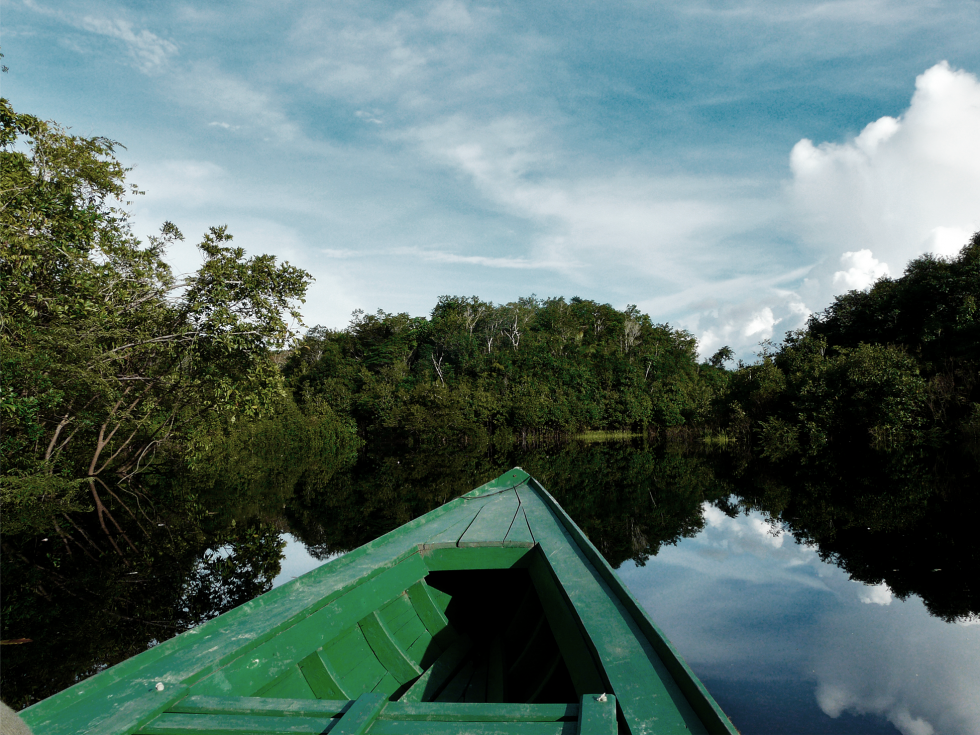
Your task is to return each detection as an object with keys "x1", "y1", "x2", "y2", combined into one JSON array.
[
  {"x1": 522, "y1": 474, "x2": 739, "y2": 735},
  {"x1": 20, "y1": 467, "x2": 738, "y2": 735},
  {"x1": 19, "y1": 482, "x2": 509, "y2": 730}
]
